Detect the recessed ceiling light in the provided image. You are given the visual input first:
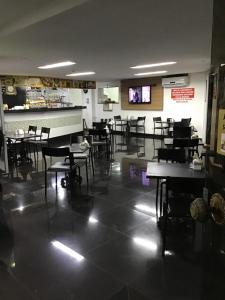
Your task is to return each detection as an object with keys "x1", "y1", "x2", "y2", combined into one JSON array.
[
  {"x1": 131, "y1": 62, "x2": 176, "y2": 69},
  {"x1": 66, "y1": 72, "x2": 95, "y2": 77},
  {"x1": 134, "y1": 70, "x2": 168, "y2": 76},
  {"x1": 38, "y1": 61, "x2": 76, "y2": 69}
]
